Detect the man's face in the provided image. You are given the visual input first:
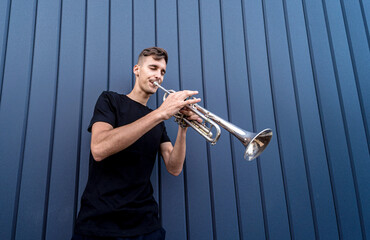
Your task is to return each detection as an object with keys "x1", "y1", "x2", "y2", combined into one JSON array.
[{"x1": 134, "y1": 56, "x2": 167, "y2": 95}]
